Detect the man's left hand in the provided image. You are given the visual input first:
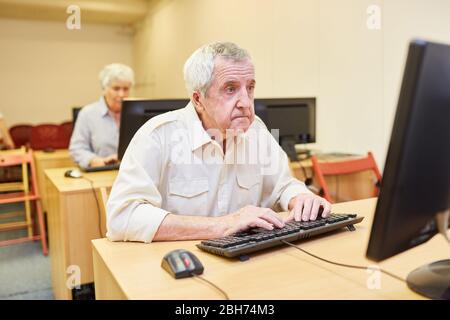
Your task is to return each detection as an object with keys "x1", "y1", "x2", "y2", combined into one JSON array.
[{"x1": 286, "y1": 193, "x2": 331, "y2": 222}]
